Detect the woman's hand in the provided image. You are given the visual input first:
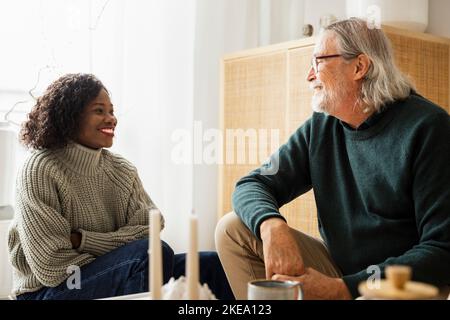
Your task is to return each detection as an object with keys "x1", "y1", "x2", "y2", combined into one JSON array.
[{"x1": 70, "y1": 232, "x2": 82, "y2": 249}]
